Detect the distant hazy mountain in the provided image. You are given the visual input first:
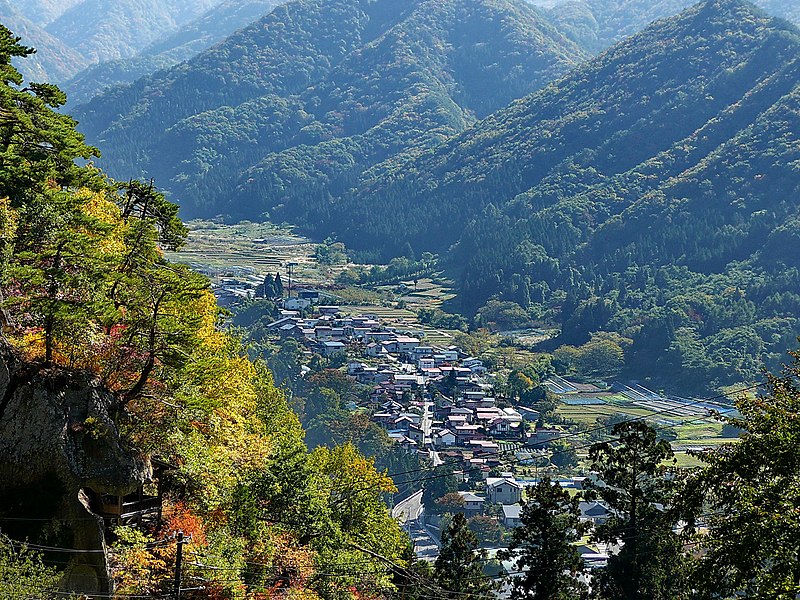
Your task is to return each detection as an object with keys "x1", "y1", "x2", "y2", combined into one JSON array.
[
  {"x1": 0, "y1": 0, "x2": 88, "y2": 81},
  {"x1": 45, "y1": 0, "x2": 223, "y2": 63},
  {"x1": 6, "y1": 0, "x2": 82, "y2": 26},
  {"x1": 75, "y1": 0, "x2": 587, "y2": 216},
  {"x1": 142, "y1": 0, "x2": 285, "y2": 59},
  {"x1": 61, "y1": 0, "x2": 285, "y2": 105},
  {"x1": 537, "y1": 0, "x2": 799, "y2": 51}
]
